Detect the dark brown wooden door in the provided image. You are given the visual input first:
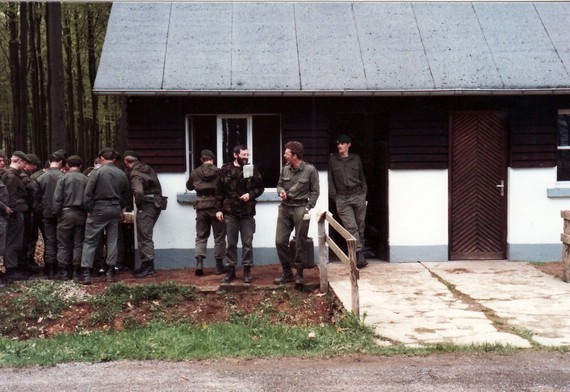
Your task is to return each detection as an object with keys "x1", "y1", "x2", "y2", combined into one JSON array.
[{"x1": 449, "y1": 112, "x2": 507, "y2": 260}]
